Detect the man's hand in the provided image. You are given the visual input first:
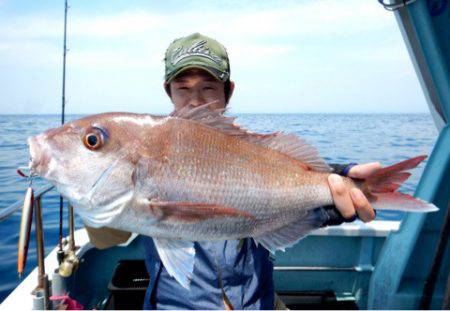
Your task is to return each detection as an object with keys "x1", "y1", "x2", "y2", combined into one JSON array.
[{"x1": 328, "y1": 162, "x2": 381, "y2": 222}]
